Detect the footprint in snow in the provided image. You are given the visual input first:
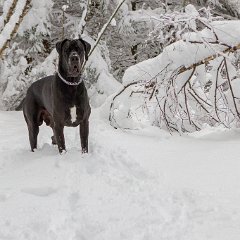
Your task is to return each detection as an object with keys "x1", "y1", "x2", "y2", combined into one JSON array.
[
  {"x1": 21, "y1": 187, "x2": 58, "y2": 197},
  {"x1": 0, "y1": 193, "x2": 8, "y2": 202},
  {"x1": 69, "y1": 192, "x2": 80, "y2": 211},
  {"x1": 110, "y1": 148, "x2": 150, "y2": 180}
]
